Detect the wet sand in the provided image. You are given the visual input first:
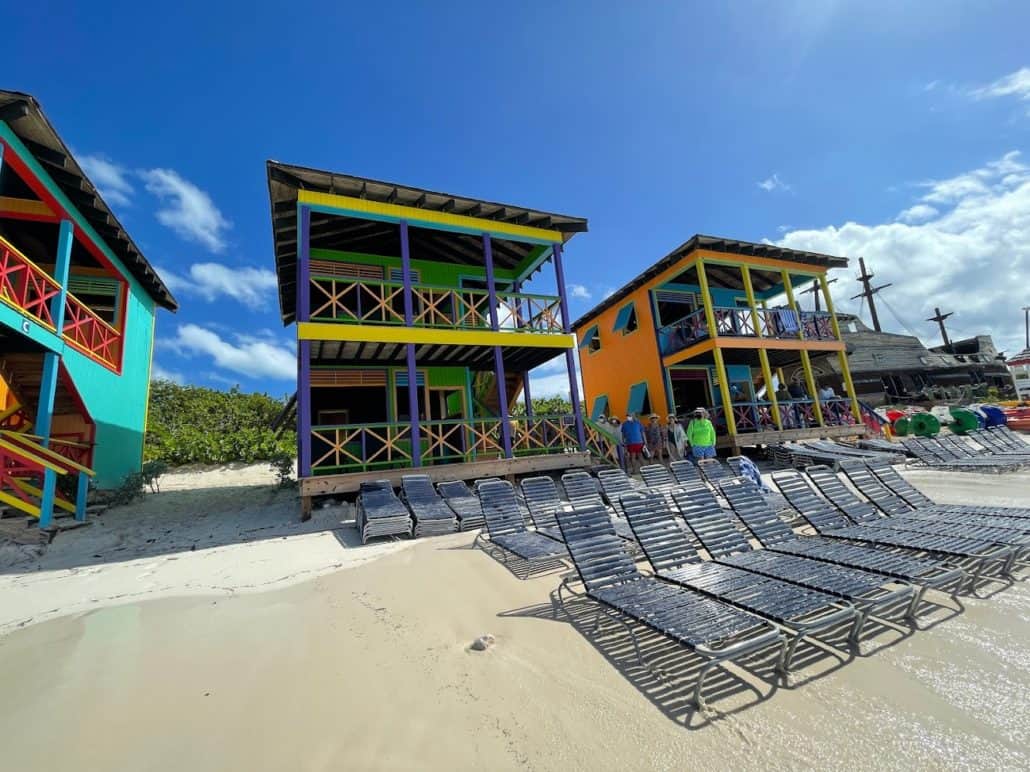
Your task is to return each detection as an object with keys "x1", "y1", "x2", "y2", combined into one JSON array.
[{"x1": 0, "y1": 468, "x2": 1027, "y2": 770}]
